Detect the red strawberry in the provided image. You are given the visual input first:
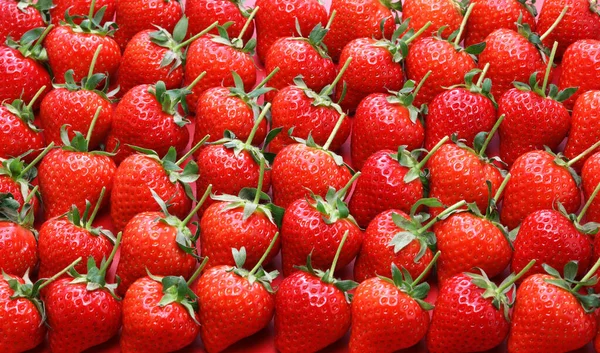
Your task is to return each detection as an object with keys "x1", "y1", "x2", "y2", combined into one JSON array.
[
  {"x1": 185, "y1": 0, "x2": 254, "y2": 43},
  {"x1": 44, "y1": 233, "x2": 122, "y2": 353},
  {"x1": 281, "y1": 174, "x2": 362, "y2": 276},
  {"x1": 275, "y1": 233, "x2": 358, "y2": 353},
  {"x1": 558, "y1": 39, "x2": 600, "y2": 109},
  {"x1": 0, "y1": 0, "x2": 48, "y2": 44},
  {"x1": 564, "y1": 91, "x2": 600, "y2": 170},
  {"x1": 255, "y1": 0, "x2": 327, "y2": 63},
  {"x1": 0, "y1": 192, "x2": 37, "y2": 277},
  {"x1": 323, "y1": 0, "x2": 398, "y2": 62},
  {"x1": 195, "y1": 236, "x2": 279, "y2": 353},
  {"x1": 582, "y1": 151, "x2": 600, "y2": 223},
  {"x1": 349, "y1": 257, "x2": 436, "y2": 353},
  {"x1": 38, "y1": 108, "x2": 117, "y2": 219},
  {"x1": 403, "y1": 0, "x2": 465, "y2": 38},
  {"x1": 350, "y1": 79, "x2": 427, "y2": 170},
  {"x1": 507, "y1": 261, "x2": 600, "y2": 353},
  {"x1": 50, "y1": 0, "x2": 115, "y2": 25}
]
